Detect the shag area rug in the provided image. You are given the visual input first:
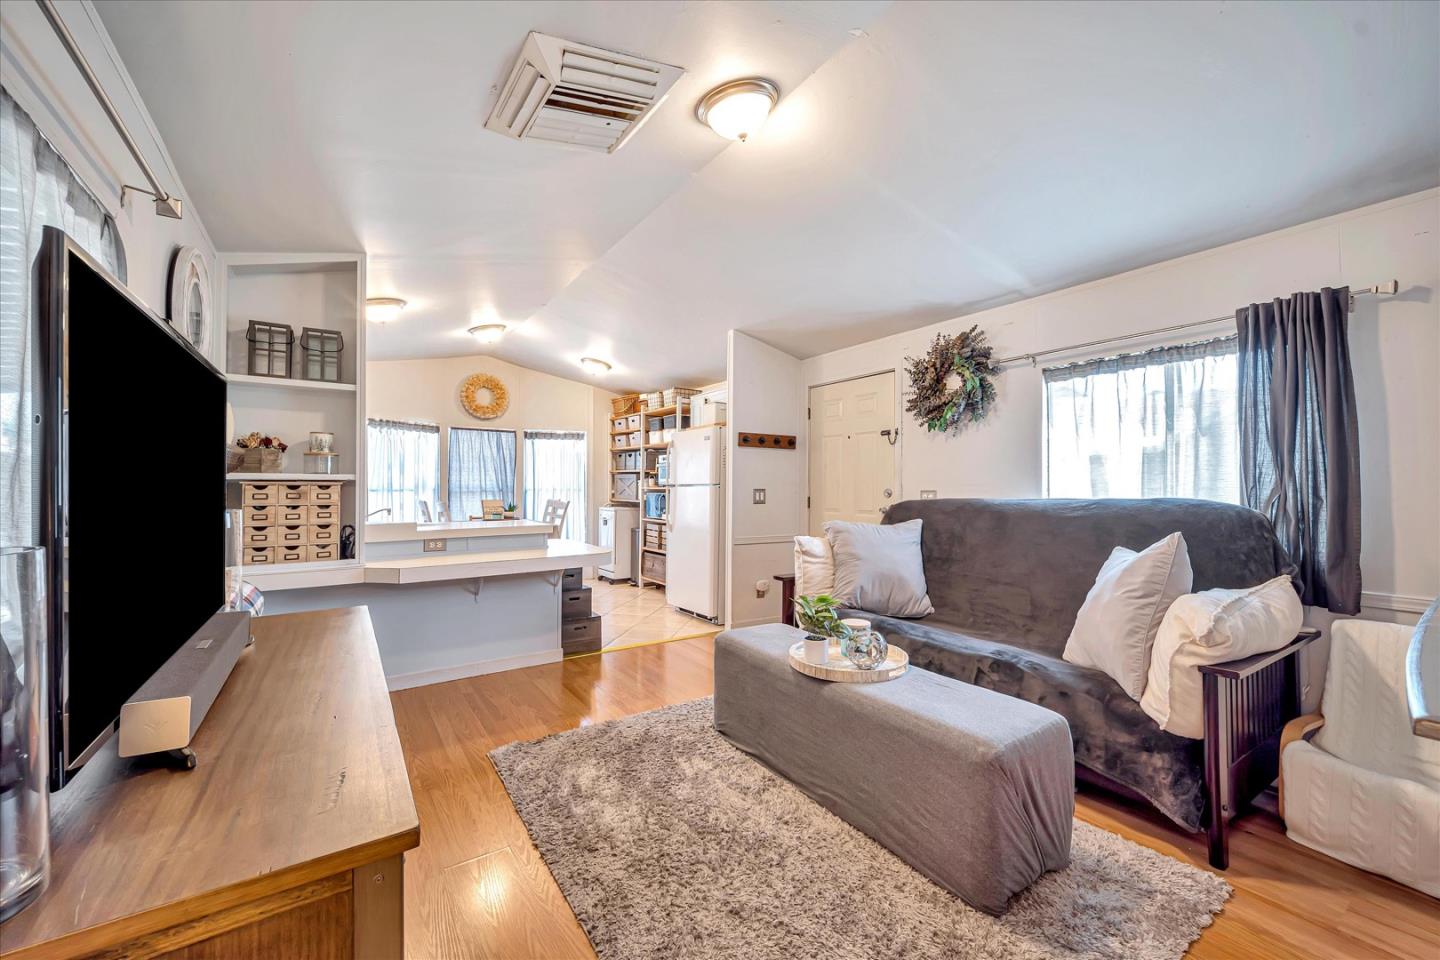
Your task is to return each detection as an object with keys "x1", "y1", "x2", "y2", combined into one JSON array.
[{"x1": 490, "y1": 698, "x2": 1230, "y2": 960}]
